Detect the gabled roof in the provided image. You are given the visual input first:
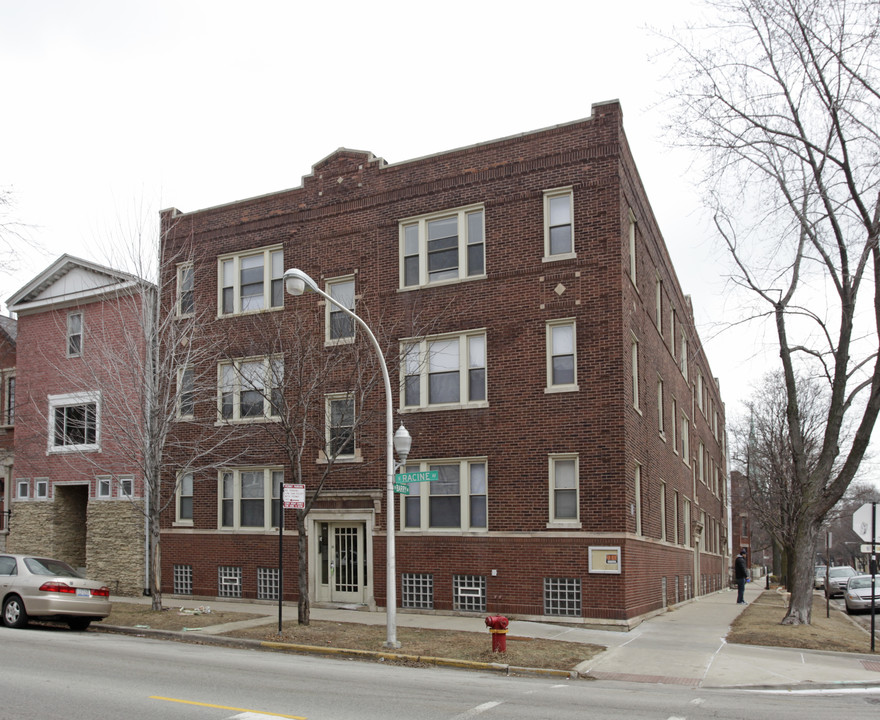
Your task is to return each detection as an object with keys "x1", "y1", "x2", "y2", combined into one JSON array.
[{"x1": 6, "y1": 255, "x2": 150, "y2": 315}]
